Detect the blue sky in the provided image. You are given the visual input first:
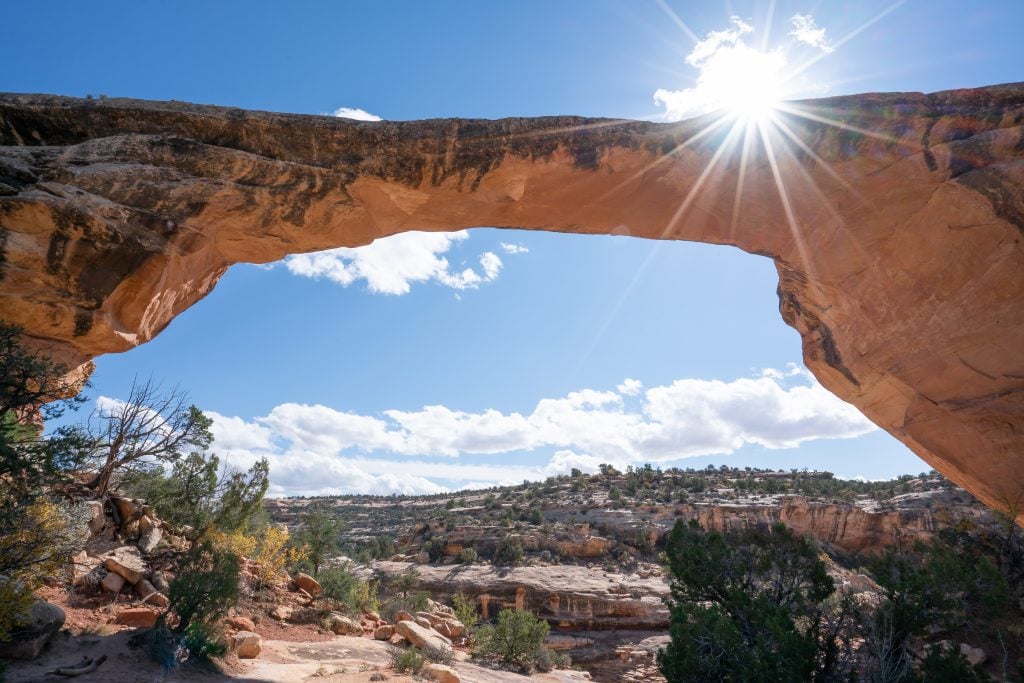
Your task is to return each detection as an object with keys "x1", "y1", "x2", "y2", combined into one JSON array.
[{"x1": 6, "y1": 1, "x2": 1022, "y2": 495}]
